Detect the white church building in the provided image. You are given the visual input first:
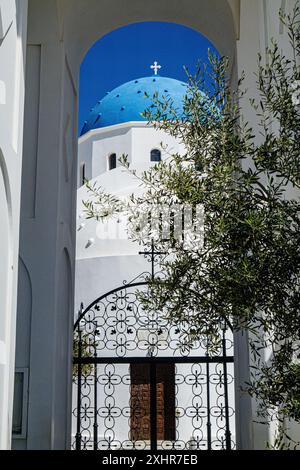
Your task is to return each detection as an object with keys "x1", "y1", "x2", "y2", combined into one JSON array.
[
  {"x1": 0, "y1": 0, "x2": 299, "y2": 450},
  {"x1": 73, "y1": 68, "x2": 236, "y2": 450}
]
